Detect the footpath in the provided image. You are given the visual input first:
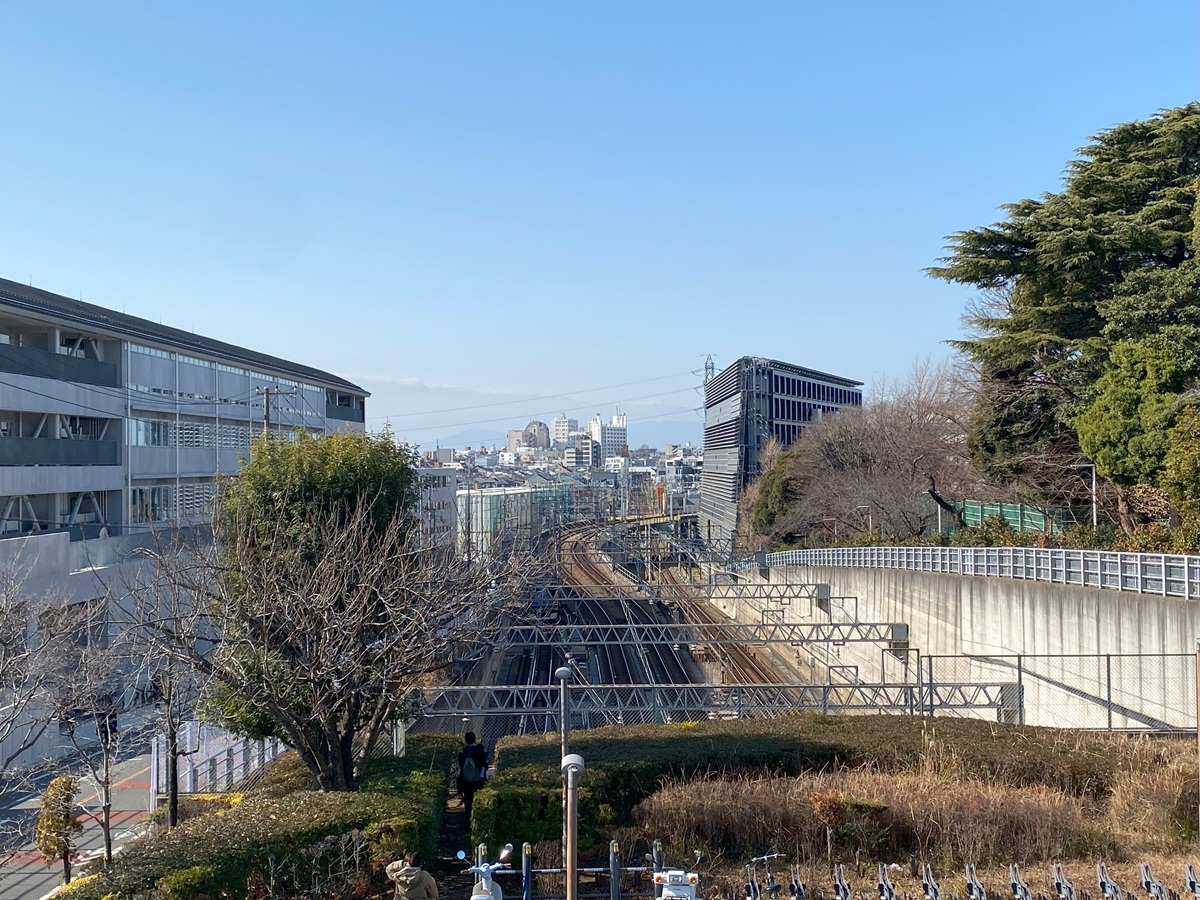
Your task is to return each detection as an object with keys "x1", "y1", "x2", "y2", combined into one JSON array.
[{"x1": 0, "y1": 753, "x2": 153, "y2": 900}]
